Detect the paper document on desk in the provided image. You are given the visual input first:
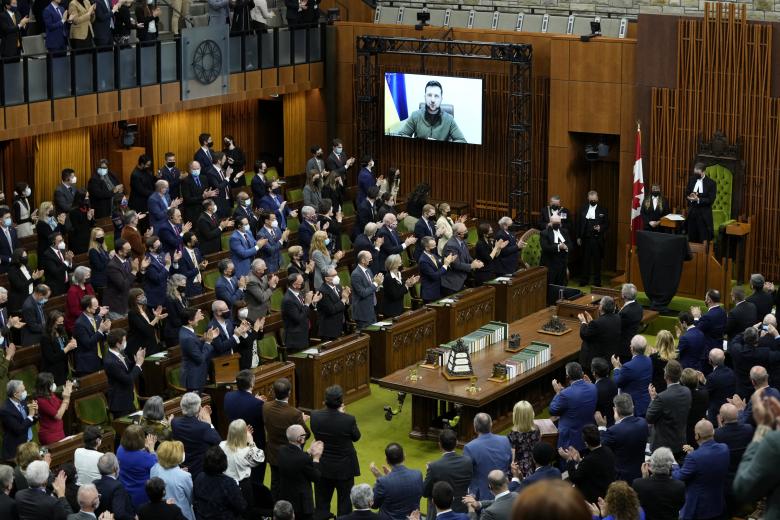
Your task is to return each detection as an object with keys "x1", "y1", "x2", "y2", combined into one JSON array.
[
  {"x1": 494, "y1": 277, "x2": 512, "y2": 283},
  {"x1": 373, "y1": 321, "x2": 393, "y2": 327},
  {"x1": 438, "y1": 298, "x2": 456, "y2": 304},
  {"x1": 664, "y1": 214, "x2": 685, "y2": 221},
  {"x1": 301, "y1": 348, "x2": 319, "y2": 355}
]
